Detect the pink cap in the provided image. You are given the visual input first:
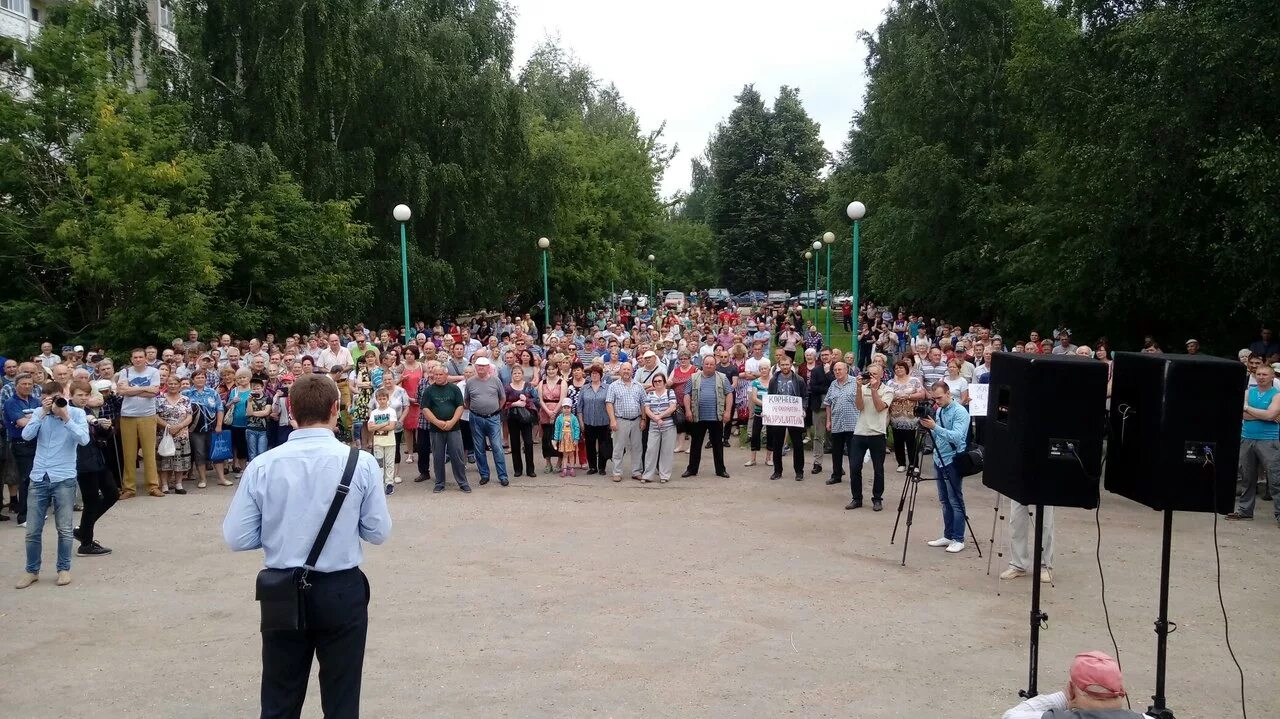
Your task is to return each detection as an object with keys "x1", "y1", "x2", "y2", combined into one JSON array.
[{"x1": 1070, "y1": 651, "x2": 1125, "y2": 699}]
